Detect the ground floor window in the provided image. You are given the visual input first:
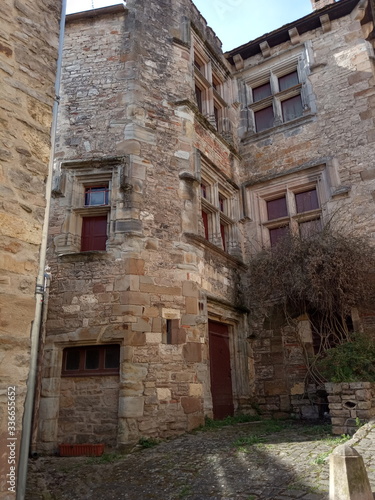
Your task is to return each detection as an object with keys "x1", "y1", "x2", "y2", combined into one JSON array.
[{"x1": 62, "y1": 344, "x2": 120, "y2": 376}]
